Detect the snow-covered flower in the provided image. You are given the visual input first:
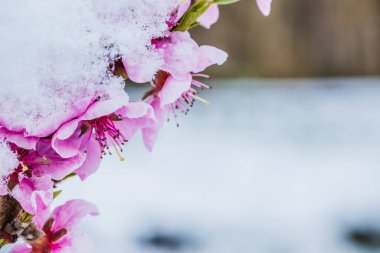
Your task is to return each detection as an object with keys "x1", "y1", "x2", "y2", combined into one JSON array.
[
  {"x1": 10, "y1": 199, "x2": 99, "y2": 253},
  {"x1": 0, "y1": 0, "x2": 240, "y2": 251},
  {"x1": 0, "y1": 128, "x2": 39, "y2": 150},
  {"x1": 0, "y1": 0, "x2": 183, "y2": 138}
]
